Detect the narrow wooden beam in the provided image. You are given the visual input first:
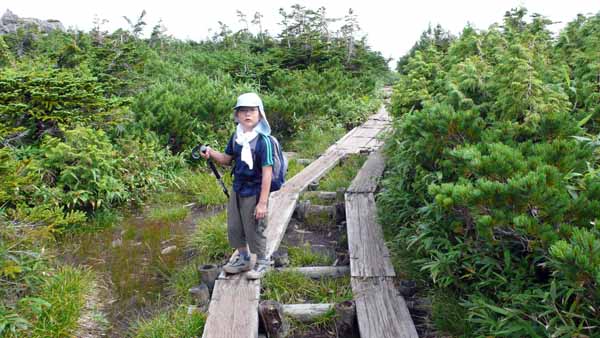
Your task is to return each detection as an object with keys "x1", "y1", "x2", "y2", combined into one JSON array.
[
  {"x1": 282, "y1": 303, "x2": 334, "y2": 322},
  {"x1": 351, "y1": 277, "x2": 417, "y2": 338},
  {"x1": 345, "y1": 193, "x2": 395, "y2": 277},
  {"x1": 276, "y1": 266, "x2": 350, "y2": 279},
  {"x1": 201, "y1": 278, "x2": 260, "y2": 338},
  {"x1": 346, "y1": 149, "x2": 385, "y2": 194}
]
